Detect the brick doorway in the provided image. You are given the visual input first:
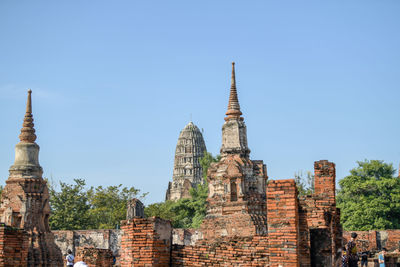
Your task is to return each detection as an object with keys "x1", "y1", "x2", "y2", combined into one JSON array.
[{"x1": 310, "y1": 228, "x2": 332, "y2": 267}]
